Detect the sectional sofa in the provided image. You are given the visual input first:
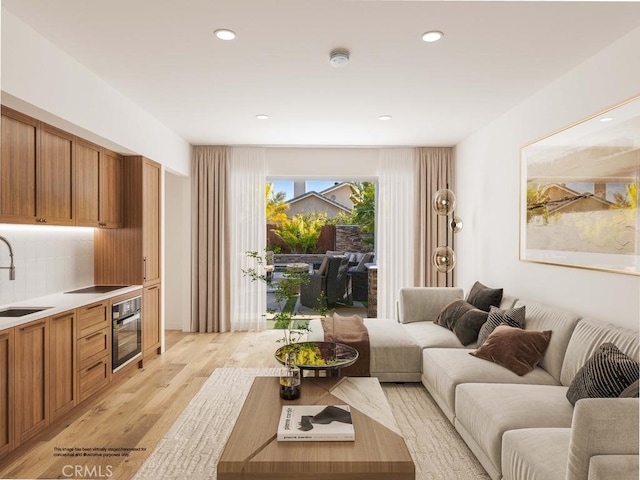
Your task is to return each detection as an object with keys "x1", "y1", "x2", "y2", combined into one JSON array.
[{"x1": 308, "y1": 286, "x2": 639, "y2": 480}]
